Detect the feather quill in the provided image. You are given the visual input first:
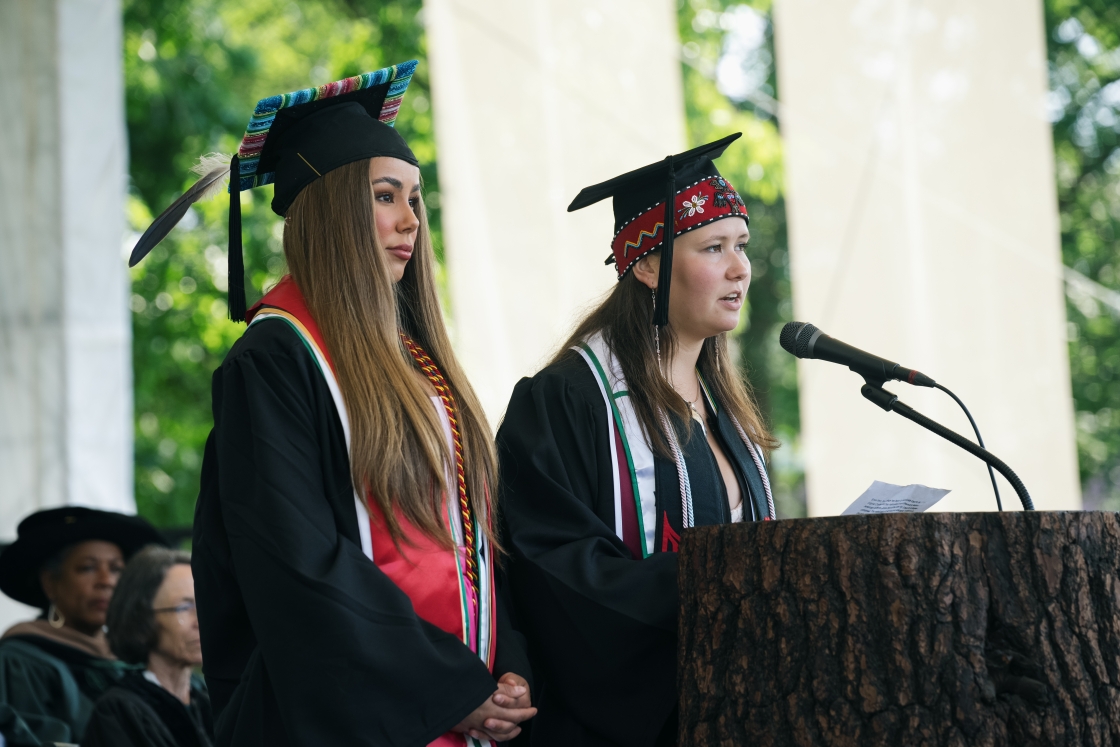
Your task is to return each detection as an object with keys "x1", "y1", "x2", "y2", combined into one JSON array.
[
  {"x1": 128, "y1": 153, "x2": 232, "y2": 267},
  {"x1": 191, "y1": 152, "x2": 233, "y2": 201}
]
